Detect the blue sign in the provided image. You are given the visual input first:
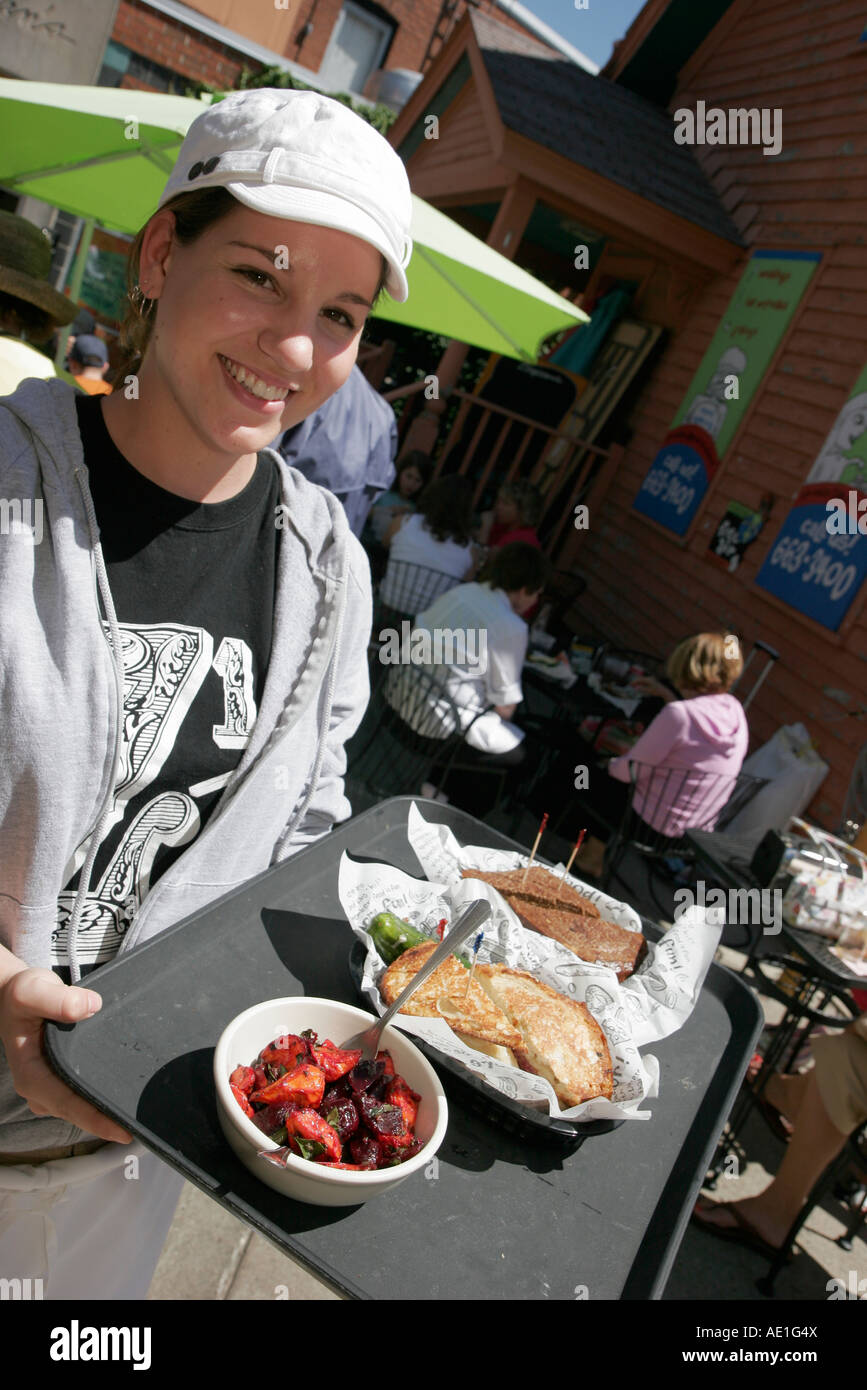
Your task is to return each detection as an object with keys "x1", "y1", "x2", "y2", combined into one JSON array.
[
  {"x1": 633, "y1": 429, "x2": 714, "y2": 535},
  {"x1": 755, "y1": 499, "x2": 867, "y2": 631}
]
